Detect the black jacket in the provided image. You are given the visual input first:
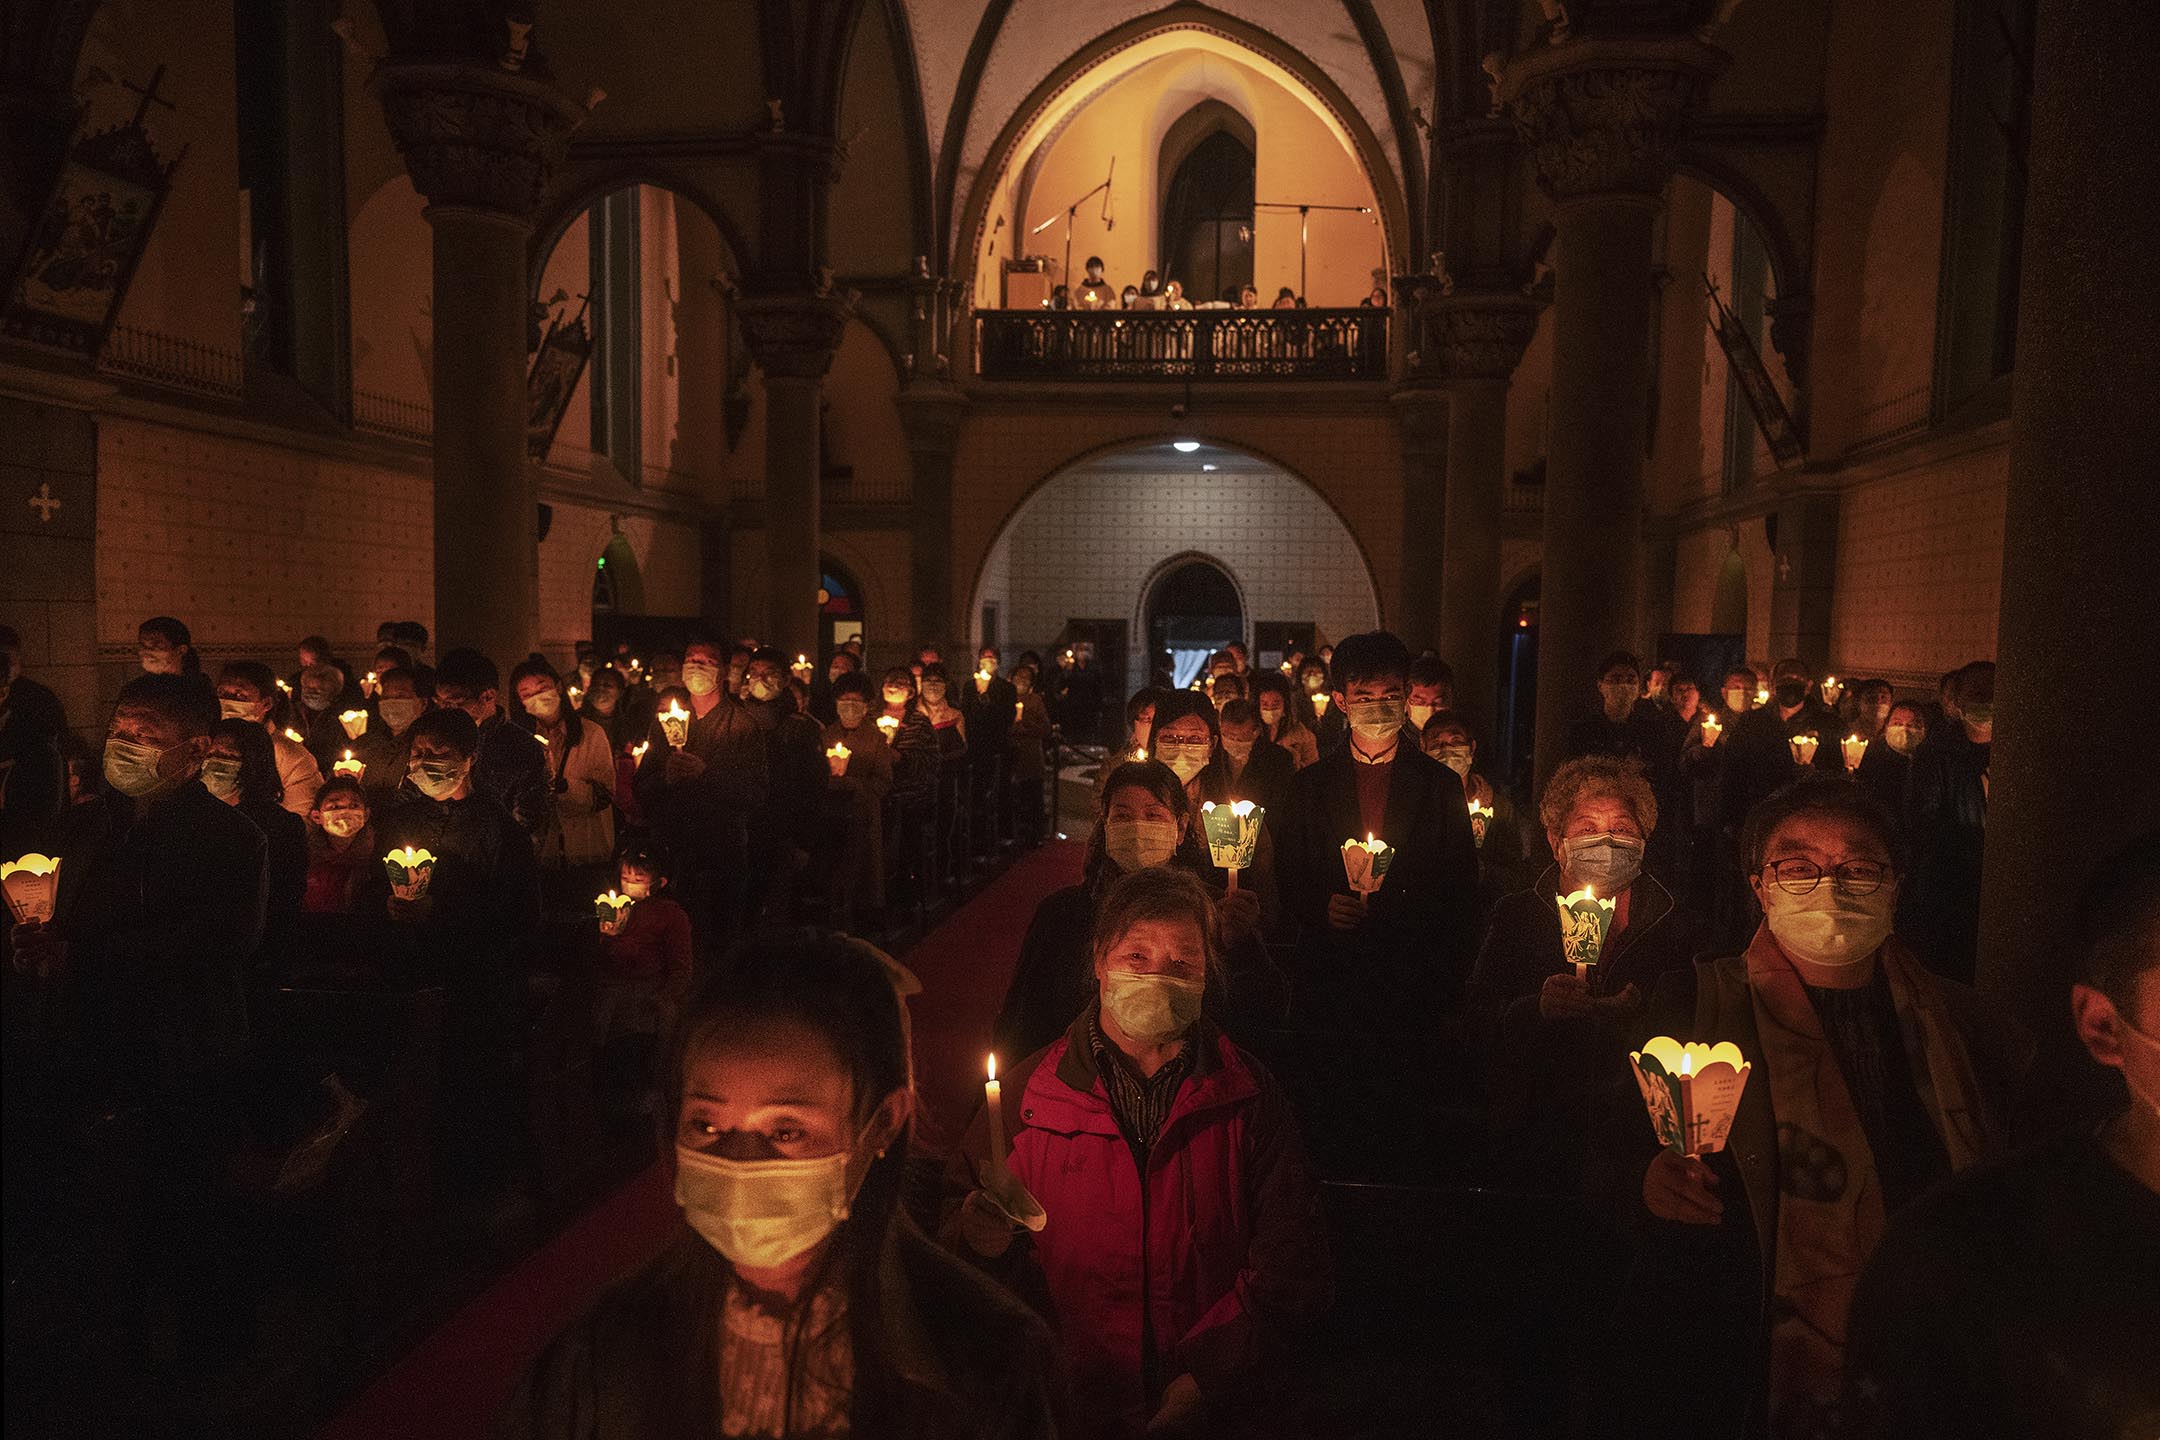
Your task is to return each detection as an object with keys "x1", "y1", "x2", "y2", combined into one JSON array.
[
  {"x1": 962, "y1": 673, "x2": 1018, "y2": 758},
  {"x1": 1276, "y1": 742, "x2": 1481, "y2": 1015},
  {"x1": 1214, "y1": 736, "x2": 1296, "y2": 822},
  {"x1": 499, "y1": 1225, "x2": 1064, "y2": 1440},
  {"x1": 364, "y1": 788, "x2": 540, "y2": 1016},
  {"x1": 1719, "y1": 703, "x2": 1844, "y2": 829},
  {"x1": 631, "y1": 692, "x2": 770, "y2": 871},
  {"x1": 473, "y1": 713, "x2": 556, "y2": 839}
]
